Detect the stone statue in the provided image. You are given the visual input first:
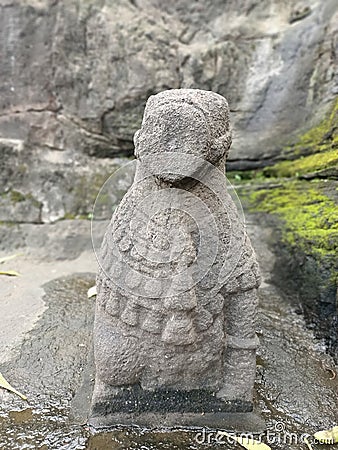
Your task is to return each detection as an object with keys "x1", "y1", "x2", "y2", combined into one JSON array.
[{"x1": 90, "y1": 89, "x2": 261, "y2": 428}]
